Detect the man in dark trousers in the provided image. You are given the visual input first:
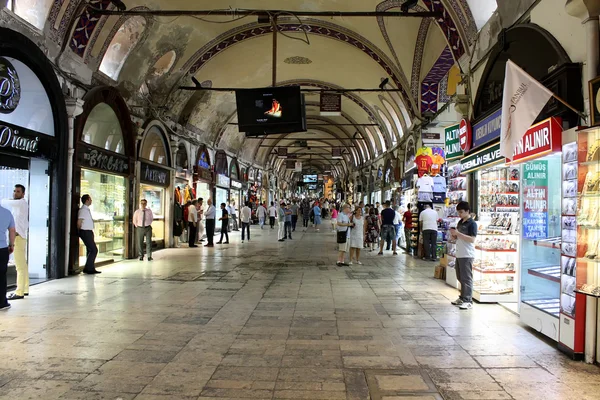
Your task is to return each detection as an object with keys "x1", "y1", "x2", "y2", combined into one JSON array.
[
  {"x1": 77, "y1": 194, "x2": 101, "y2": 274},
  {"x1": 204, "y1": 199, "x2": 216, "y2": 247},
  {"x1": 378, "y1": 200, "x2": 398, "y2": 256},
  {"x1": 187, "y1": 199, "x2": 198, "y2": 248},
  {"x1": 217, "y1": 203, "x2": 229, "y2": 244}
]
